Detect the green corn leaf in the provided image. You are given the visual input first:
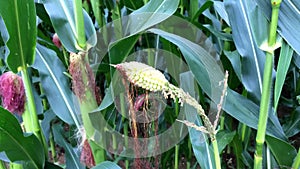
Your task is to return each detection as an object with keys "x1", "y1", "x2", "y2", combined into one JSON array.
[
  {"x1": 0, "y1": 0, "x2": 36, "y2": 72},
  {"x1": 274, "y1": 41, "x2": 293, "y2": 111},
  {"x1": 0, "y1": 107, "x2": 44, "y2": 169},
  {"x1": 147, "y1": 28, "x2": 286, "y2": 140},
  {"x1": 216, "y1": 130, "x2": 236, "y2": 153},
  {"x1": 42, "y1": 0, "x2": 96, "y2": 52},
  {"x1": 266, "y1": 135, "x2": 297, "y2": 167},
  {"x1": 224, "y1": 0, "x2": 265, "y2": 102},
  {"x1": 33, "y1": 44, "x2": 80, "y2": 127},
  {"x1": 129, "y1": 0, "x2": 180, "y2": 34}
]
